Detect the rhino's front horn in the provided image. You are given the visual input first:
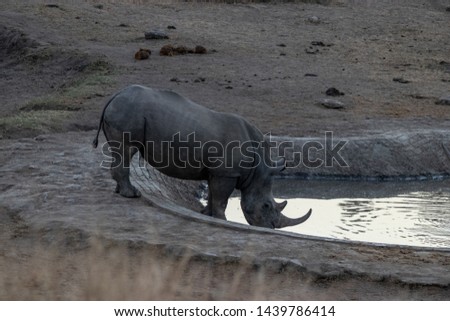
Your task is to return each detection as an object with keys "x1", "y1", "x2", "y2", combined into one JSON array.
[{"x1": 274, "y1": 209, "x2": 312, "y2": 228}]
